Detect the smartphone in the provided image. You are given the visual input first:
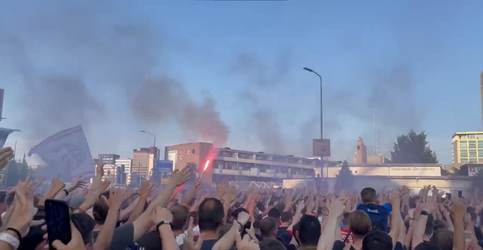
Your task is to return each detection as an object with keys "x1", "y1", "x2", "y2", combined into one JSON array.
[
  {"x1": 446, "y1": 193, "x2": 452, "y2": 200},
  {"x1": 45, "y1": 199, "x2": 72, "y2": 250}
]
